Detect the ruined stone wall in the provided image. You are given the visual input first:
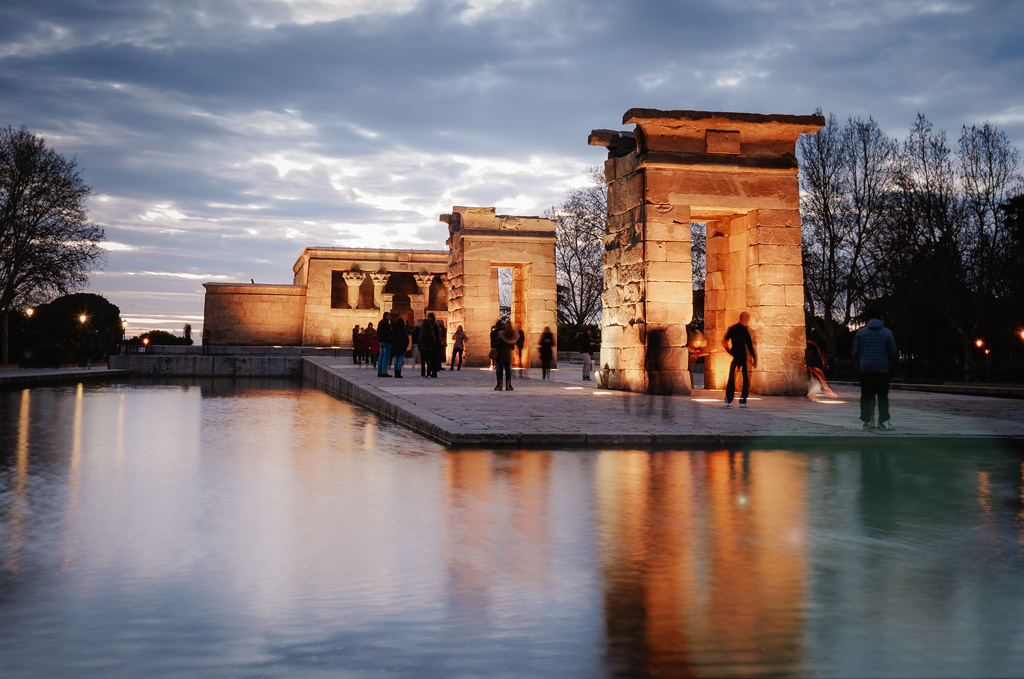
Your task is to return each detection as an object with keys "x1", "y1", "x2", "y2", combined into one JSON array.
[{"x1": 202, "y1": 284, "x2": 306, "y2": 346}]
